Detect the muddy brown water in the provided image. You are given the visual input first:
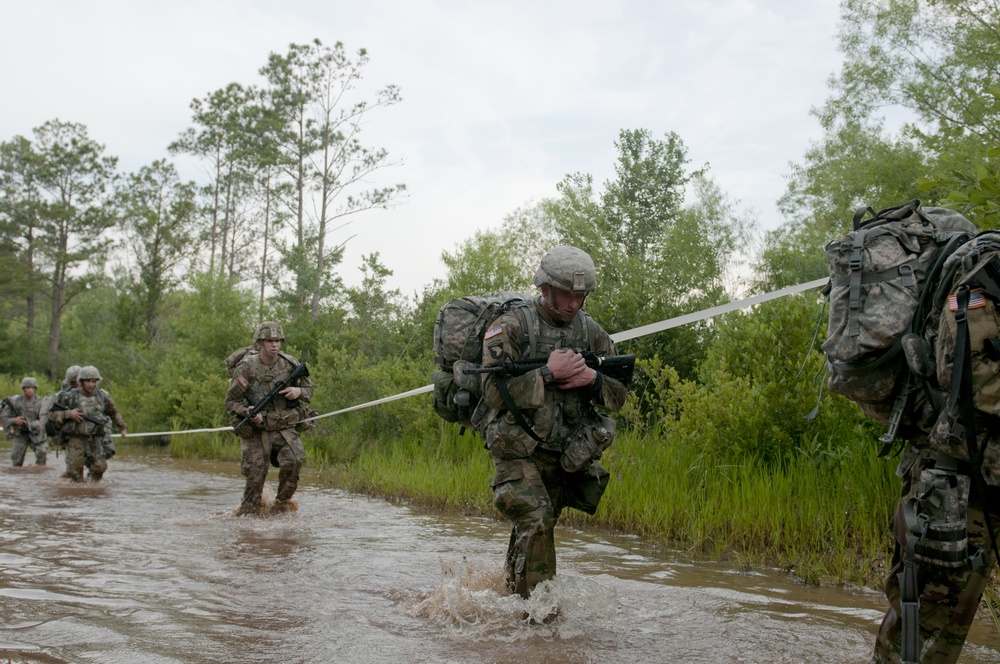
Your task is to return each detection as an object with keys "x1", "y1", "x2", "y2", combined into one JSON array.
[{"x1": 2, "y1": 449, "x2": 1000, "y2": 663}]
